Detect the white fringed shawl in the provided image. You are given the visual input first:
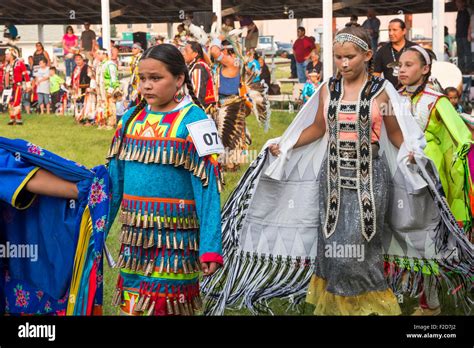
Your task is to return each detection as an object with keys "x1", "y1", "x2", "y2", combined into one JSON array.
[{"x1": 202, "y1": 78, "x2": 473, "y2": 315}]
